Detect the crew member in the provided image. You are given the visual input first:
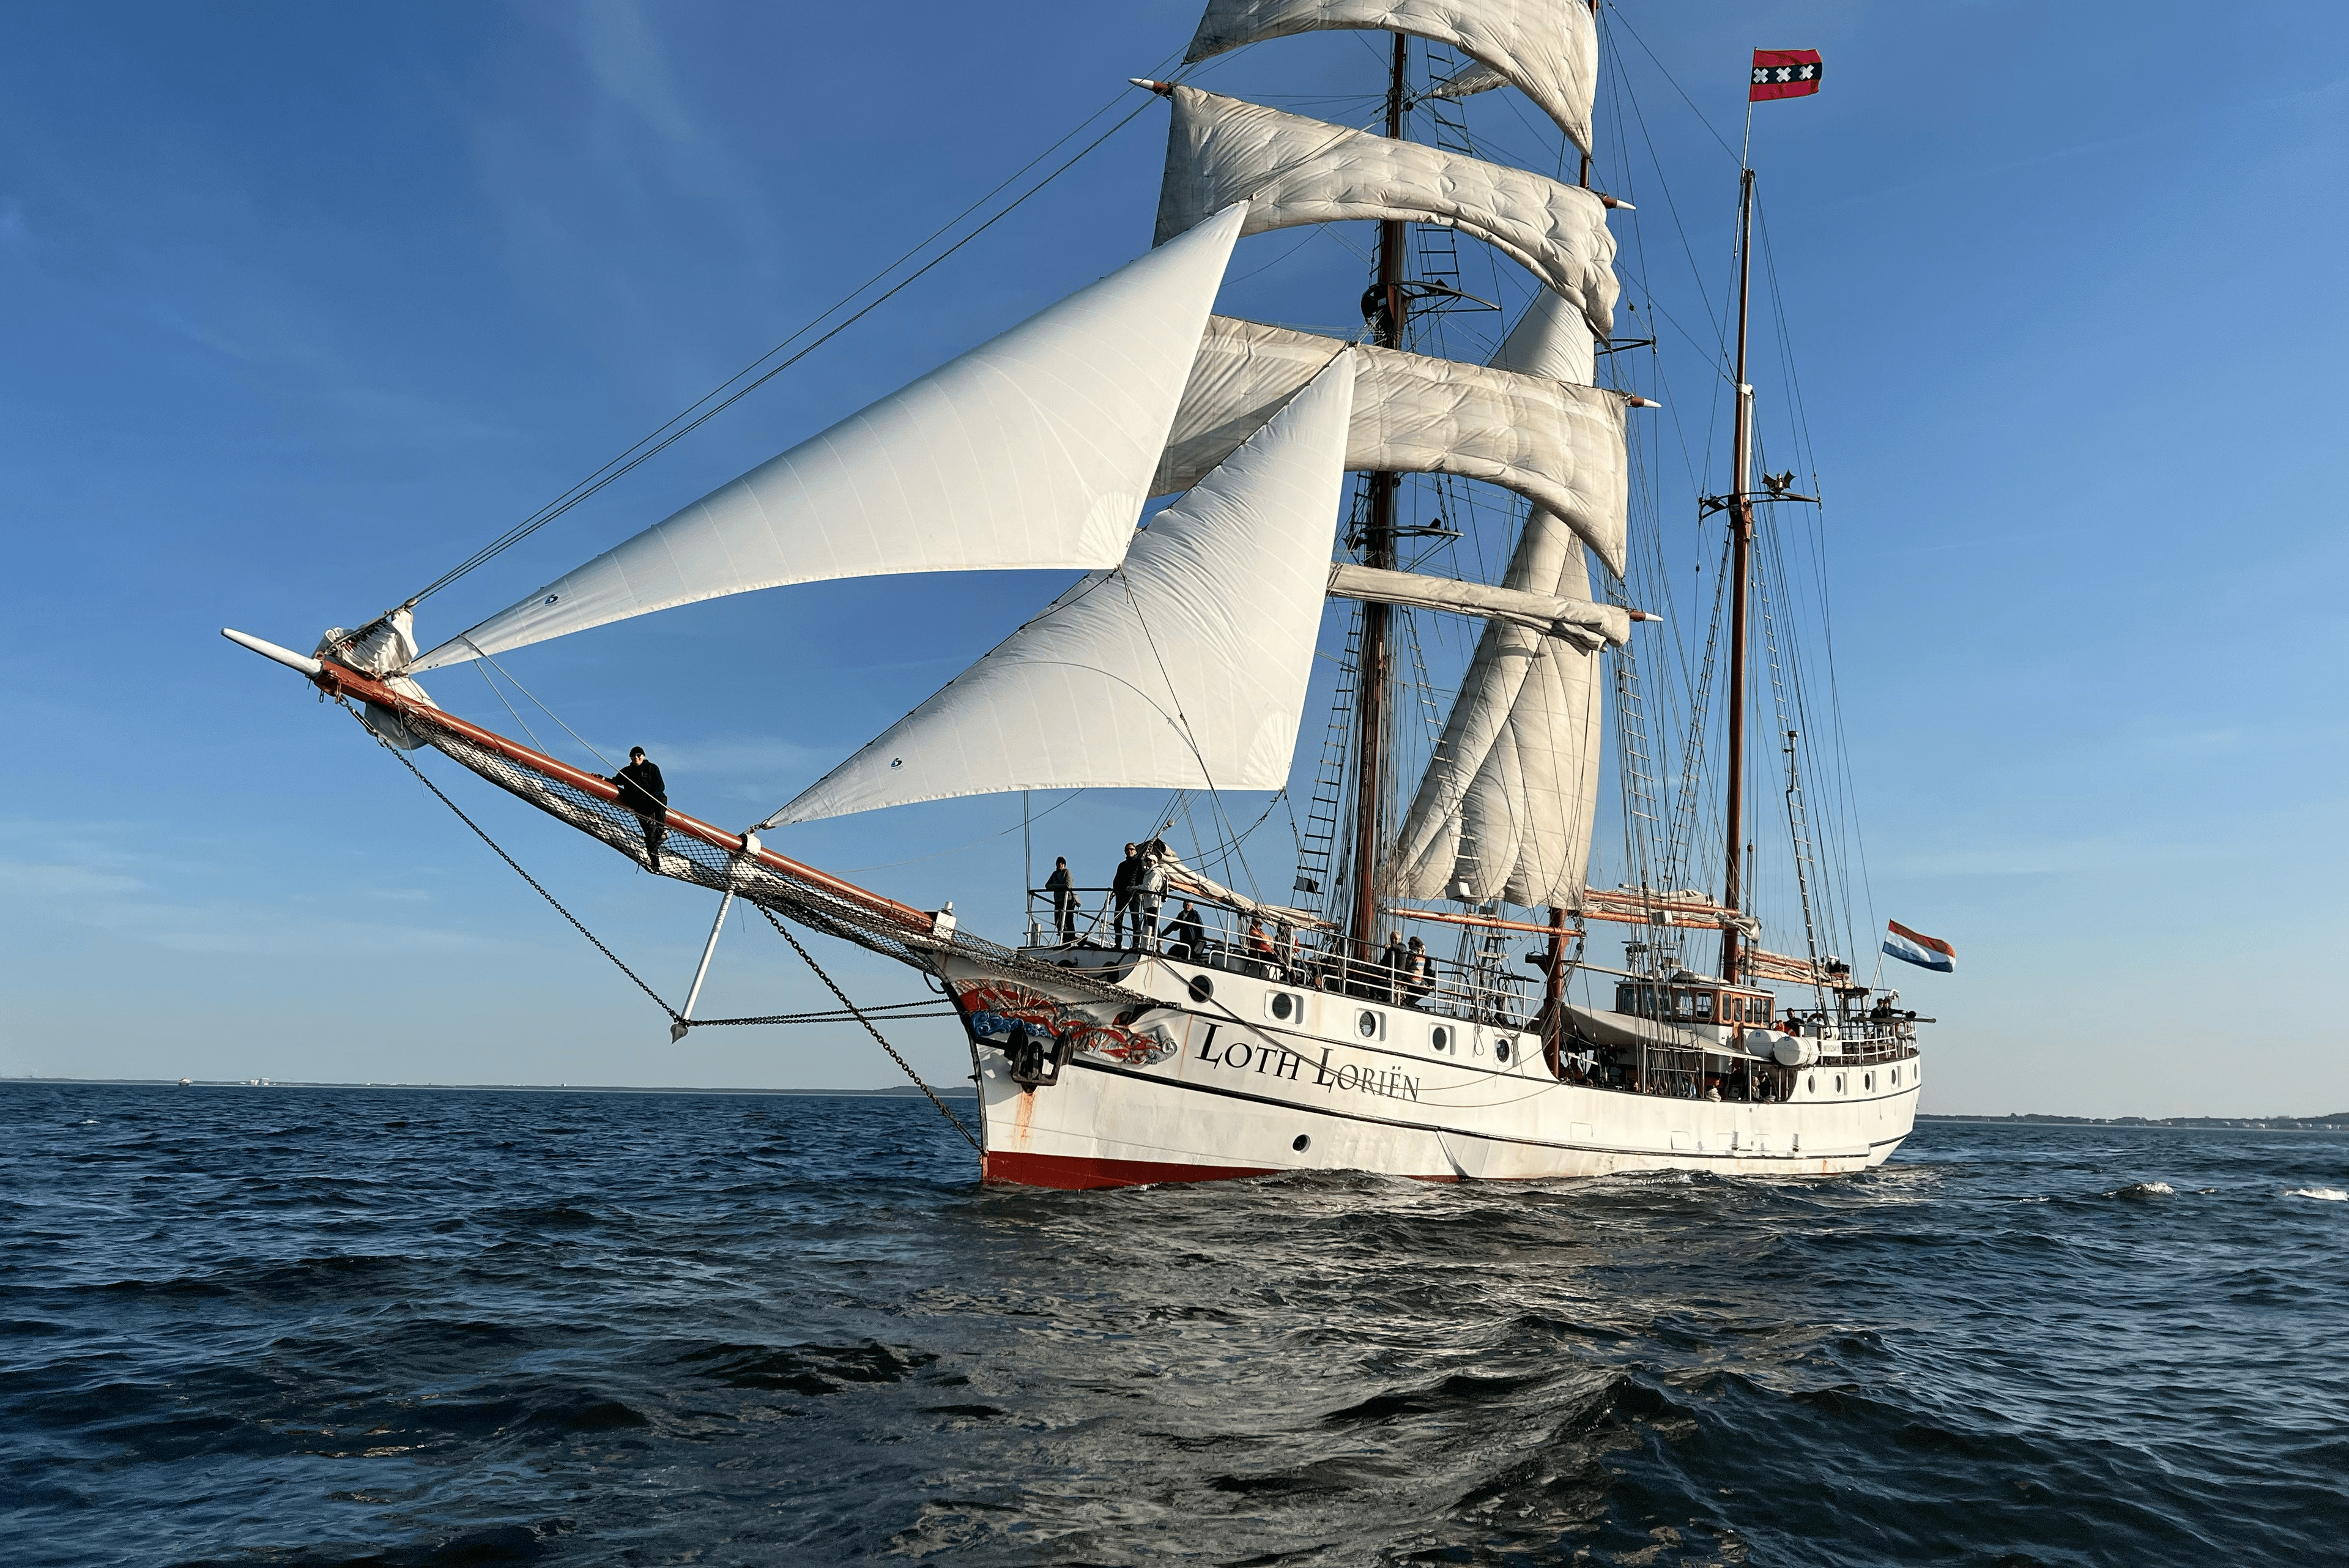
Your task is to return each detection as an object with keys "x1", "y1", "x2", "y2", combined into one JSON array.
[
  {"x1": 1111, "y1": 844, "x2": 1141, "y2": 947},
  {"x1": 1045, "y1": 856, "x2": 1078, "y2": 944},
  {"x1": 612, "y1": 746, "x2": 667, "y2": 867}
]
